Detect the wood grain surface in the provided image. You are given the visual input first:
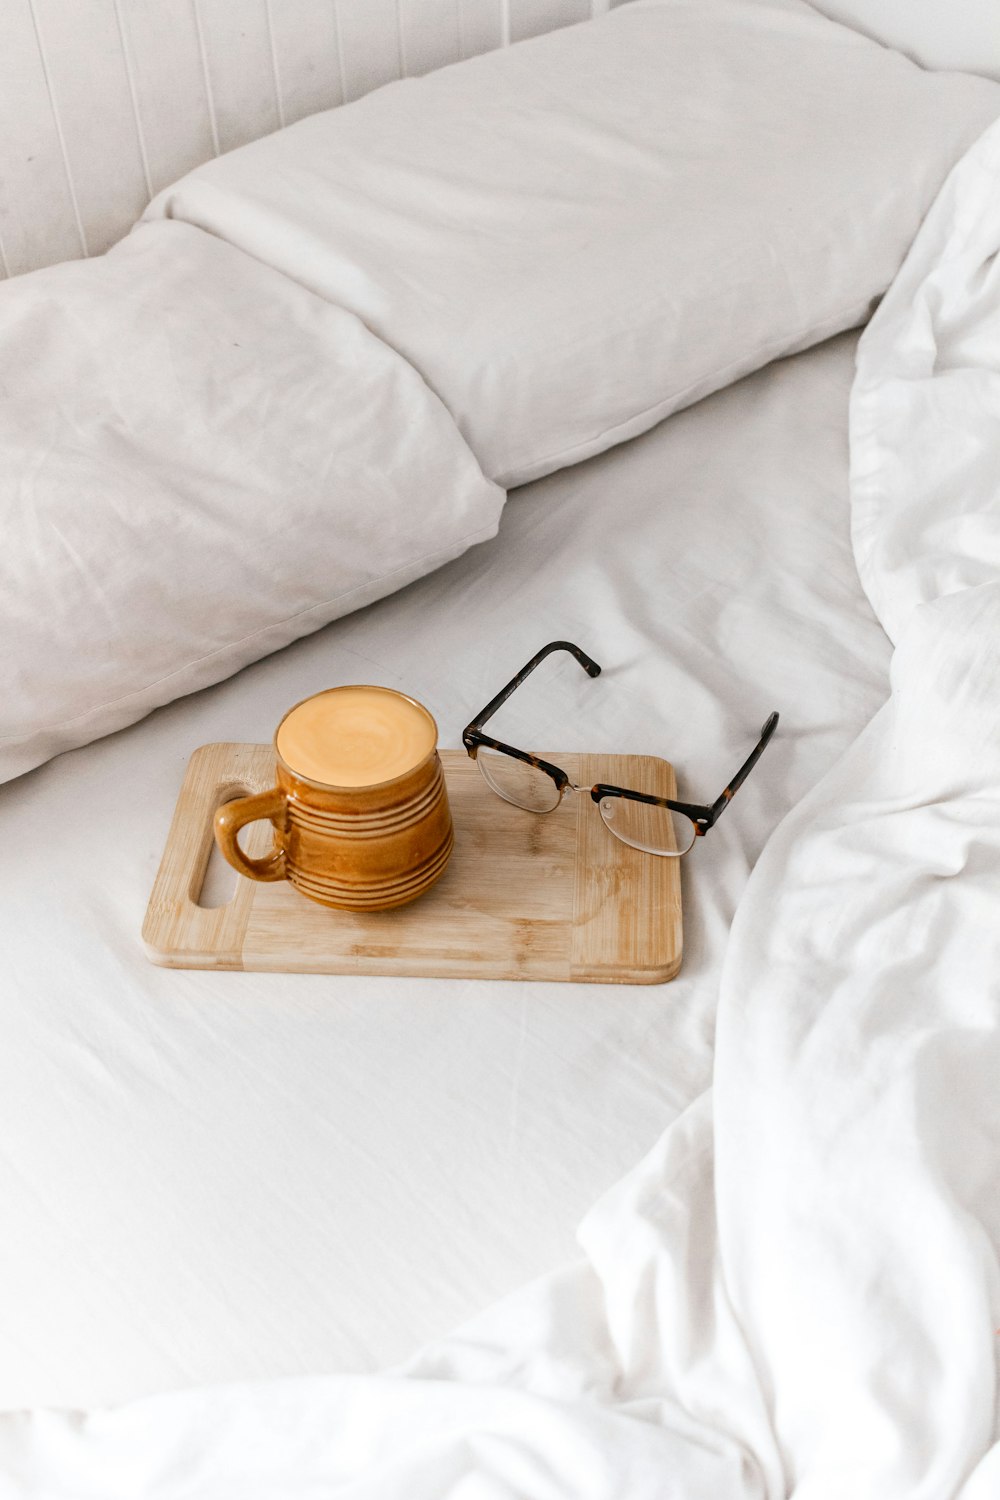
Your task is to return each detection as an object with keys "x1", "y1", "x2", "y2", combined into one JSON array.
[{"x1": 143, "y1": 742, "x2": 682, "y2": 984}]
